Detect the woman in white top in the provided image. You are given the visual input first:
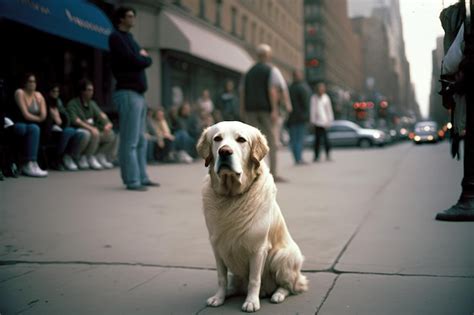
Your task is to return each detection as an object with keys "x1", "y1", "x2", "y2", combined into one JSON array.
[
  {"x1": 12, "y1": 73, "x2": 48, "y2": 177},
  {"x1": 310, "y1": 82, "x2": 334, "y2": 161}
]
